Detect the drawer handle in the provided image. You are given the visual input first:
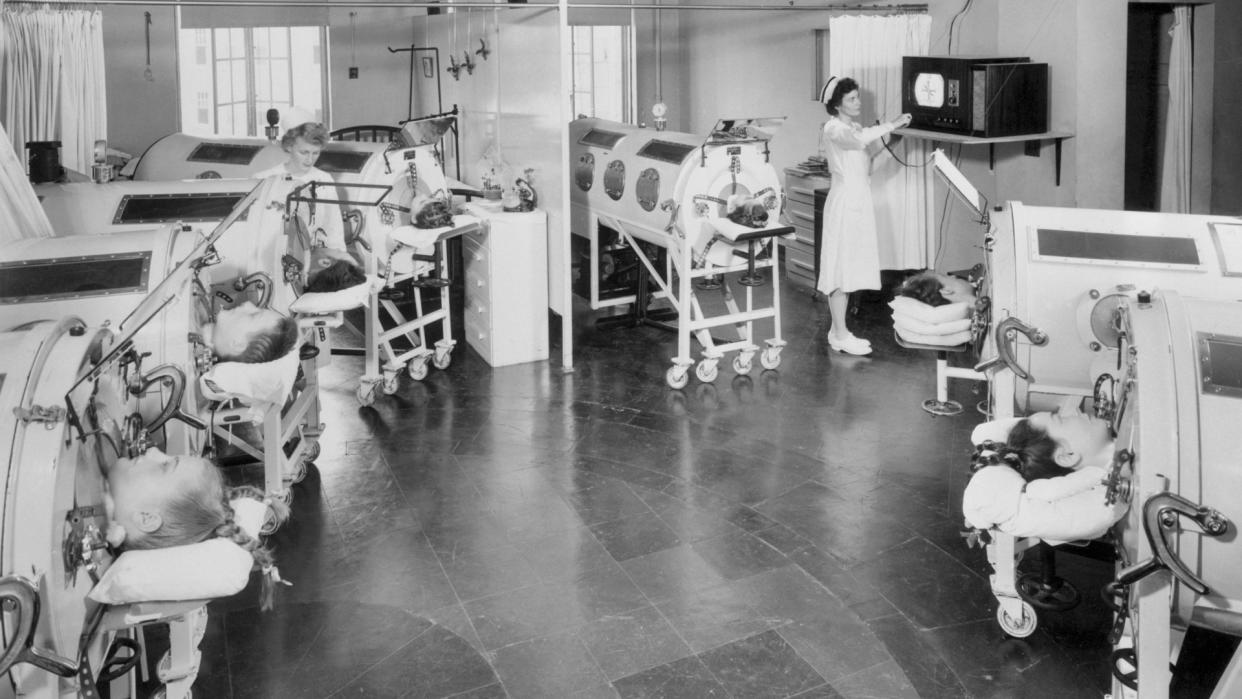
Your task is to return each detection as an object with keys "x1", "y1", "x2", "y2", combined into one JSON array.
[
  {"x1": 790, "y1": 210, "x2": 813, "y2": 222},
  {"x1": 792, "y1": 259, "x2": 814, "y2": 272},
  {"x1": 476, "y1": 280, "x2": 484, "y2": 287},
  {"x1": 790, "y1": 186, "x2": 816, "y2": 197}
]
